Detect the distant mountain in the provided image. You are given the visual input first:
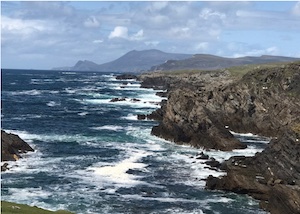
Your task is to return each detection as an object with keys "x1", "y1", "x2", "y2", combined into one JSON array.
[
  {"x1": 150, "y1": 54, "x2": 300, "y2": 71},
  {"x1": 57, "y1": 49, "x2": 192, "y2": 72},
  {"x1": 52, "y1": 50, "x2": 299, "y2": 73}
]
